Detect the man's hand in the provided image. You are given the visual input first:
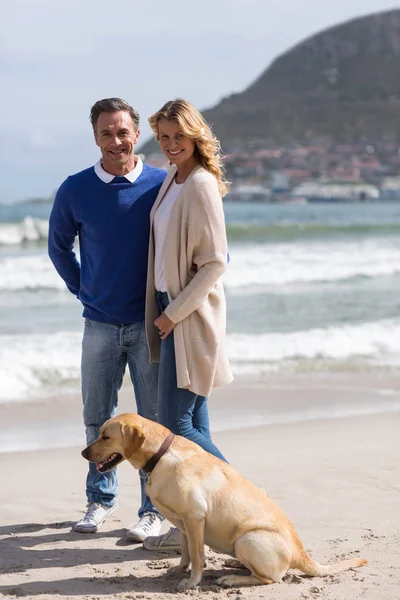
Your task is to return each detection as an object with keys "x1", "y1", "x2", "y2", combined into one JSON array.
[{"x1": 154, "y1": 312, "x2": 176, "y2": 340}]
